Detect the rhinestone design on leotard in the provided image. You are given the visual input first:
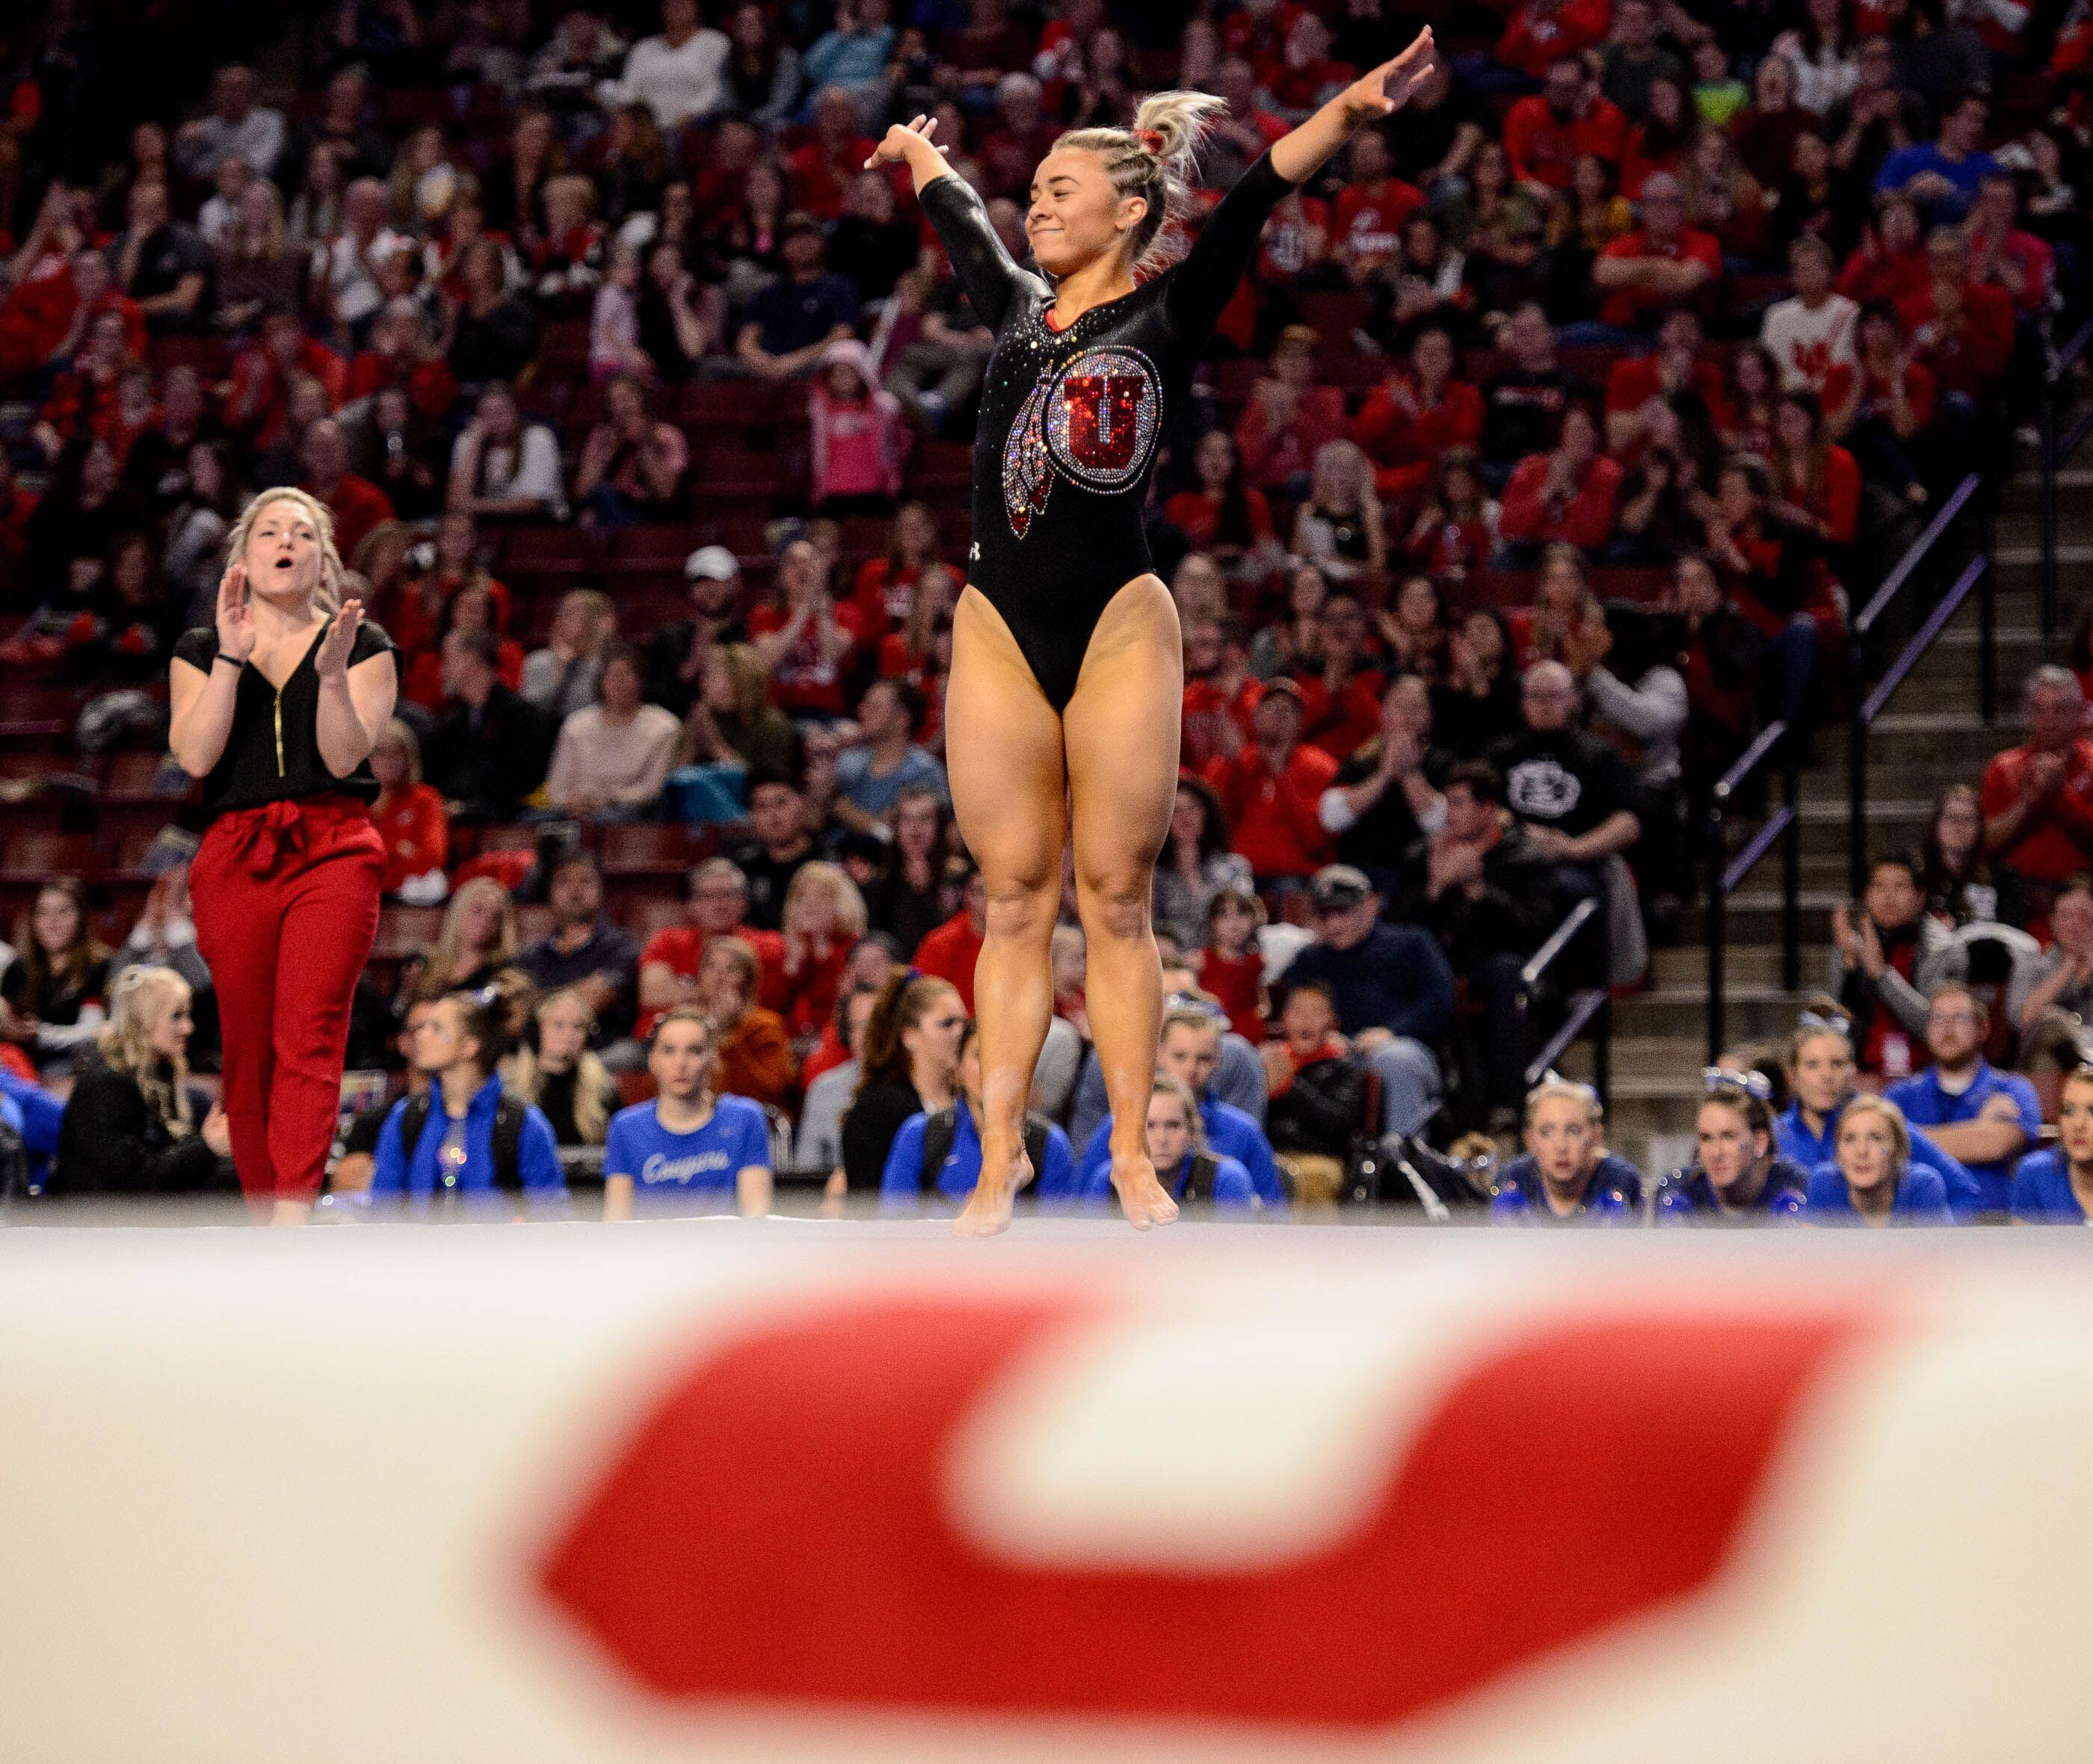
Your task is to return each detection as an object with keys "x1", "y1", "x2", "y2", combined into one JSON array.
[{"x1": 999, "y1": 344, "x2": 1162, "y2": 539}]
